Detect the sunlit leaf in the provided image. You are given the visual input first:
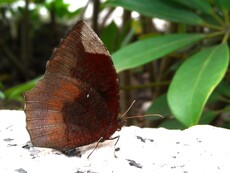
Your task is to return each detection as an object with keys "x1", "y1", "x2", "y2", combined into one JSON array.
[
  {"x1": 112, "y1": 34, "x2": 204, "y2": 72},
  {"x1": 172, "y1": 0, "x2": 212, "y2": 14},
  {"x1": 167, "y1": 44, "x2": 229, "y2": 127},
  {"x1": 4, "y1": 76, "x2": 42, "y2": 100},
  {"x1": 107, "y1": 0, "x2": 203, "y2": 25}
]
